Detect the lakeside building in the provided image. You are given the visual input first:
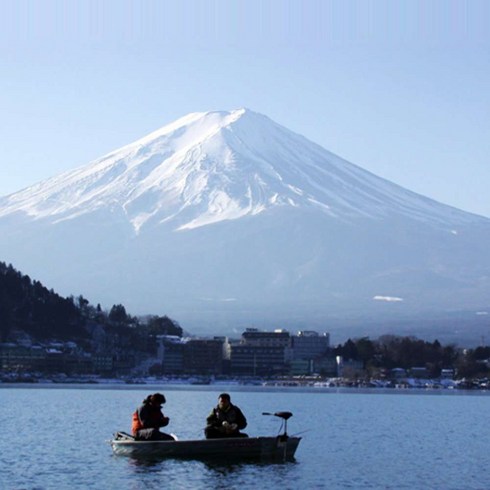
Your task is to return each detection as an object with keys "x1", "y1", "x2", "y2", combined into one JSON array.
[
  {"x1": 241, "y1": 328, "x2": 291, "y2": 347},
  {"x1": 0, "y1": 328, "x2": 334, "y2": 377},
  {"x1": 230, "y1": 344, "x2": 288, "y2": 376},
  {"x1": 440, "y1": 369, "x2": 455, "y2": 379},
  {"x1": 157, "y1": 335, "x2": 184, "y2": 374},
  {"x1": 230, "y1": 328, "x2": 291, "y2": 376},
  {"x1": 229, "y1": 328, "x2": 333, "y2": 376},
  {"x1": 0, "y1": 342, "x2": 98, "y2": 375},
  {"x1": 312, "y1": 355, "x2": 338, "y2": 377},
  {"x1": 92, "y1": 354, "x2": 114, "y2": 374},
  {"x1": 410, "y1": 367, "x2": 429, "y2": 378},
  {"x1": 290, "y1": 330, "x2": 331, "y2": 375},
  {"x1": 0, "y1": 343, "x2": 46, "y2": 372},
  {"x1": 336, "y1": 356, "x2": 364, "y2": 378},
  {"x1": 183, "y1": 338, "x2": 224, "y2": 375},
  {"x1": 291, "y1": 331, "x2": 330, "y2": 360},
  {"x1": 157, "y1": 335, "x2": 227, "y2": 375}
]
